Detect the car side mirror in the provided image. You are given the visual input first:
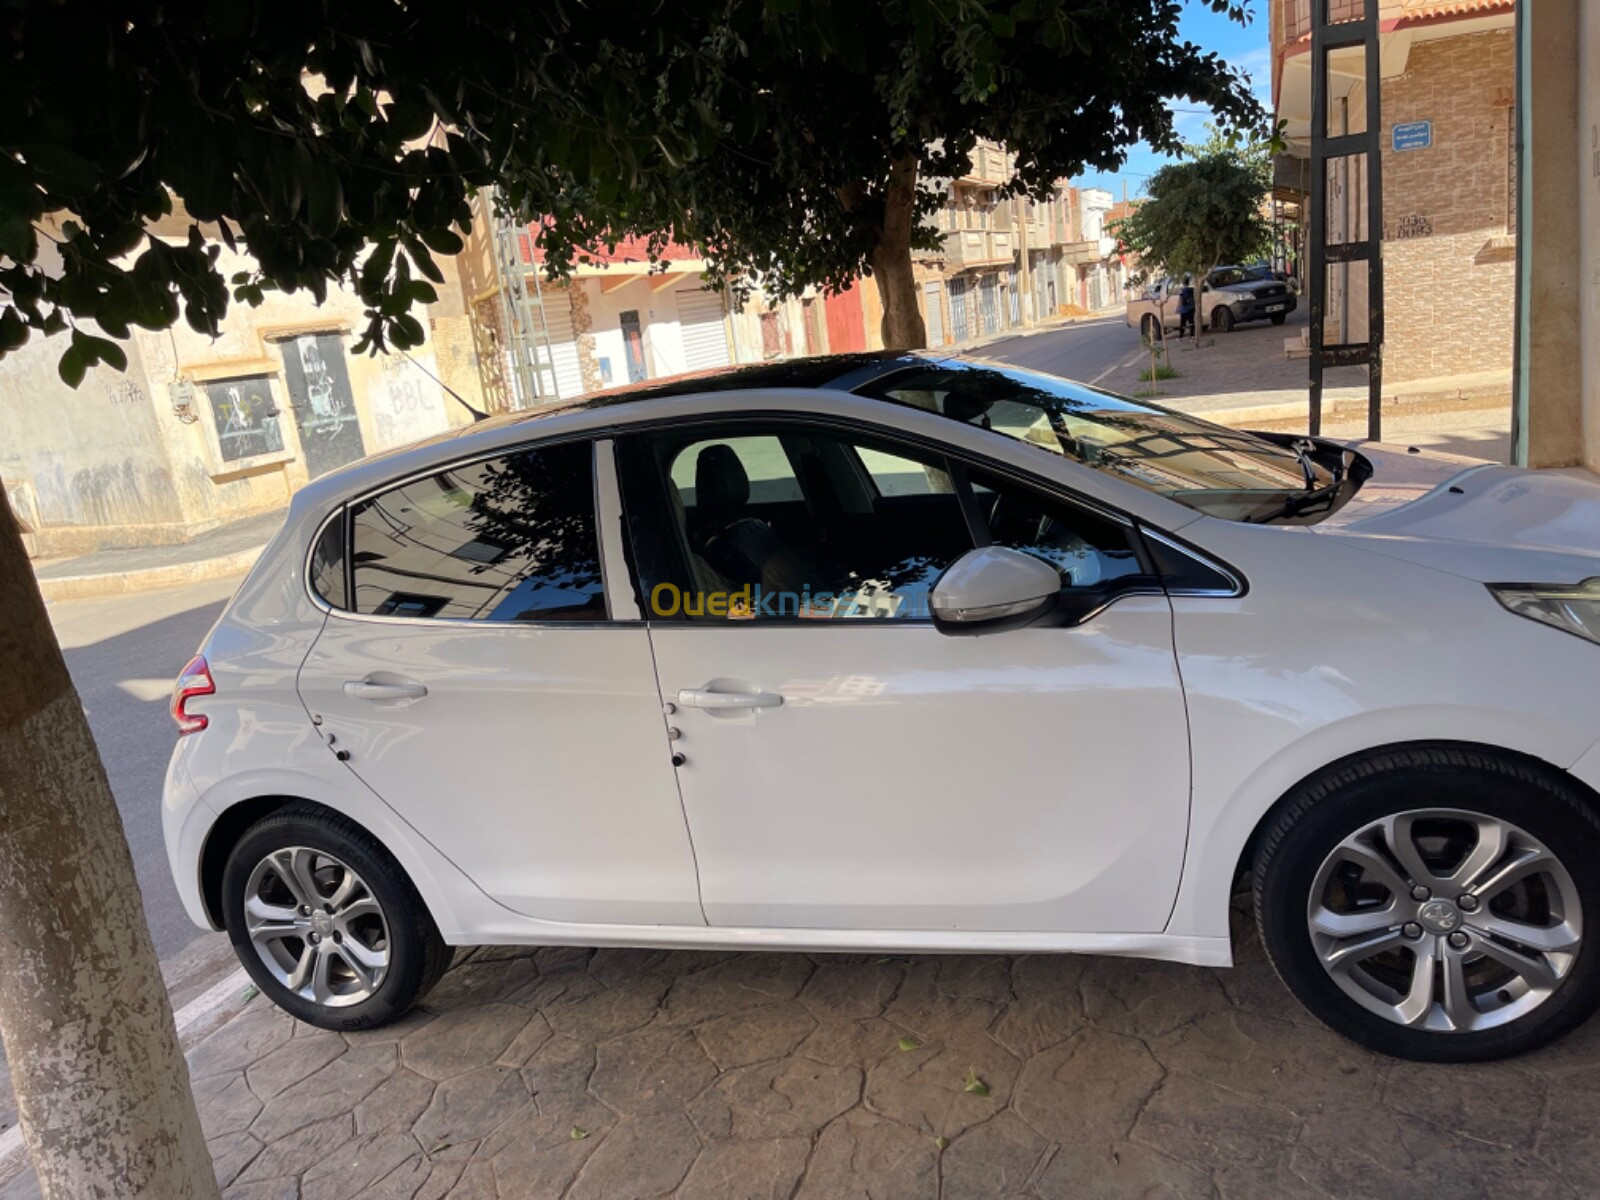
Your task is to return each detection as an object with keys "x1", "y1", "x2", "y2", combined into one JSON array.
[{"x1": 930, "y1": 546, "x2": 1061, "y2": 635}]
